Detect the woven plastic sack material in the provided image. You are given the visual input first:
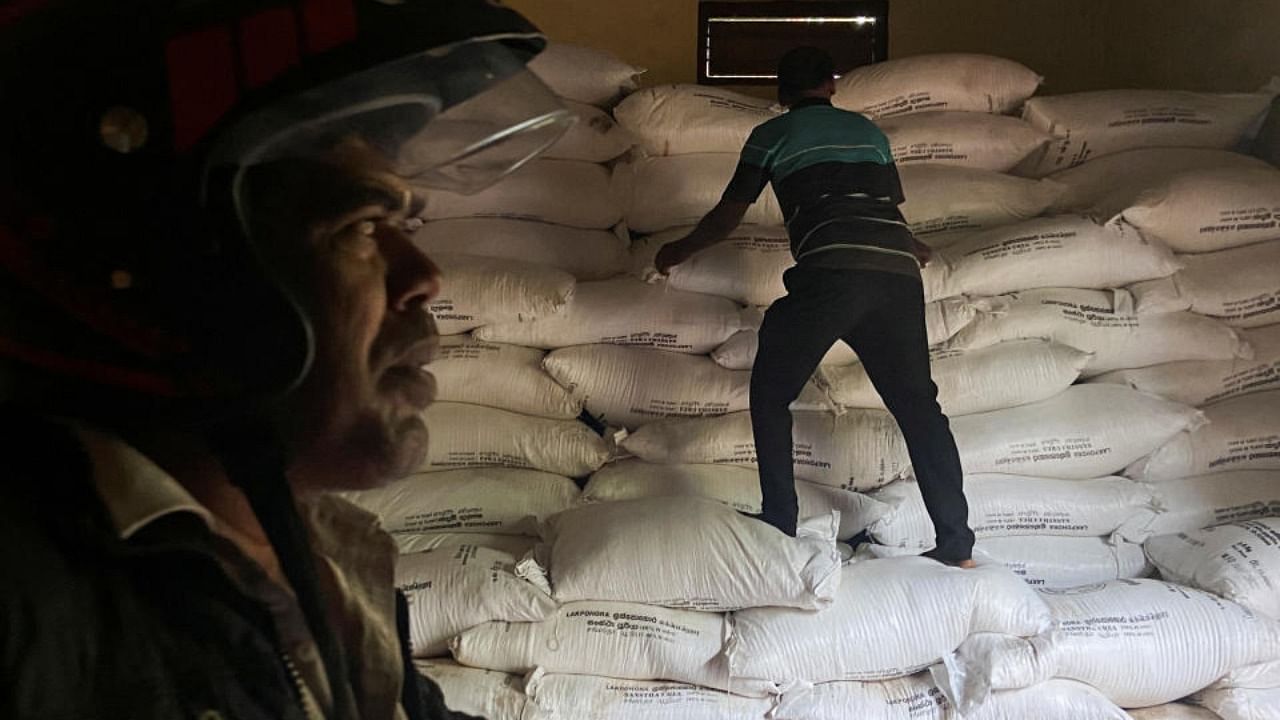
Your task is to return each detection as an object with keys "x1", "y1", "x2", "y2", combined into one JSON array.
[
  {"x1": 621, "y1": 409, "x2": 911, "y2": 492},
  {"x1": 1107, "y1": 165, "x2": 1280, "y2": 253},
  {"x1": 397, "y1": 545, "x2": 555, "y2": 657},
  {"x1": 1087, "y1": 324, "x2": 1280, "y2": 408},
  {"x1": 921, "y1": 215, "x2": 1181, "y2": 302},
  {"x1": 427, "y1": 337, "x2": 581, "y2": 419},
  {"x1": 821, "y1": 340, "x2": 1089, "y2": 416},
  {"x1": 899, "y1": 165, "x2": 1065, "y2": 243},
  {"x1": 613, "y1": 84, "x2": 779, "y2": 156},
  {"x1": 632, "y1": 225, "x2": 792, "y2": 306},
  {"x1": 1145, "y1": 518, "x2": 1280, "y2": 620},
  {"x1": 527, "y1": 42, "x2": 643, "y2": 107},
  {"x1": 616, "y1": 153, "x2": 784, "y2": 232},
  {"x1": 419, "y1": 159, "x2": 621, "y2": 229},
  {"x1": 427, "y1": 254, "x2": 575, "y2": 335},
  {"x1": 975, "y1": 536, "x2": 1151, "y2": 589},
  {"x1": 543, "y1": 99, "x2": 635, "y2": 162},
  {"x1": 1131, "y1": 705, "x2": 1226, "y2": 720},
  {"x1": 413, "y1": 218, "x2": 629, "y2": 281},
  {"x1": 1130, "y1": 391, "x2": 1280, "y2": 481},
  {"x1": 414, "y1": 659, "x2": 527, "y2": 720},
  {"x1": 452, "y1": 600, "x2": 777, "y2": 696},
  {"x1": 396, "y1": 532, "x2": 537, "y2": 558},
  {"x1": 1120, "y1": 471, "x2": 1280, "y2": 542},
  {"x1": 544, "y1": 344, "x2": 828, "y2": 429},
  {"x1": 1190, "y1": 687, "x2": 1280, "y2": 720},
  {"x1": 420, "y1": 403, "x2": 609, "y2": 477},
  {"x1": 475, "y1": 278, "x2": 749, "y2": 355},
  {"x1": 522, "y1": 670, "x2": 776, "y2": 720},
  {"x1": 950, "y1": 385, "x2": 1204, "y2": 479},
  {"x1": 832, "y1": 53, "x2": 1042, "y2": 118},
  {"x1": 582, "y1": 460, "x2": 887, "y2": 540},
  {"x1": 728, "y1": 558, "x2": 1050, "y2": 685},
  {"x1": 344, "y1": 467, "x2": 580, "y2": 537},
  {"x1": 947, "y1": 288, "x2": 1251, "y2": 376},
  {"x1": 1048, "y1": 148, "x2": 1273, "y2": 214},
  {"x1": 868, "y1": 475, "x2": 1154, "y2": 550},
  {"x1": 1020, "y1": 89, "x2": 1274, "y2": 176},
  {"x1": 880, "y1": 111, "x2": 1050, "y2": 172},
  {"x1": 1132, "y1": 242, "x2": 1280, "y2": 329},
  {"x1": 711, "y1": 296, "x2": 981, "y2": 370},
  {"x1": 540, "y1": 497, "x2": 840, "y2": 611}
]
